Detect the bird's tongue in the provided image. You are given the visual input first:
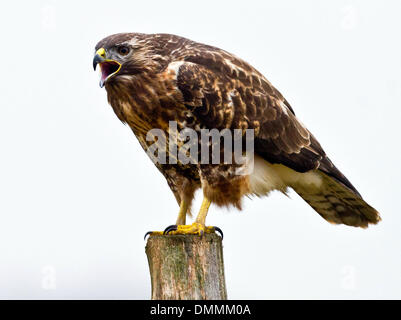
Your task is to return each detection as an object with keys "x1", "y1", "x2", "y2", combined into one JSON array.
[{"x1": 99, "y1": 61, "x2": 120, "y2": 87}]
